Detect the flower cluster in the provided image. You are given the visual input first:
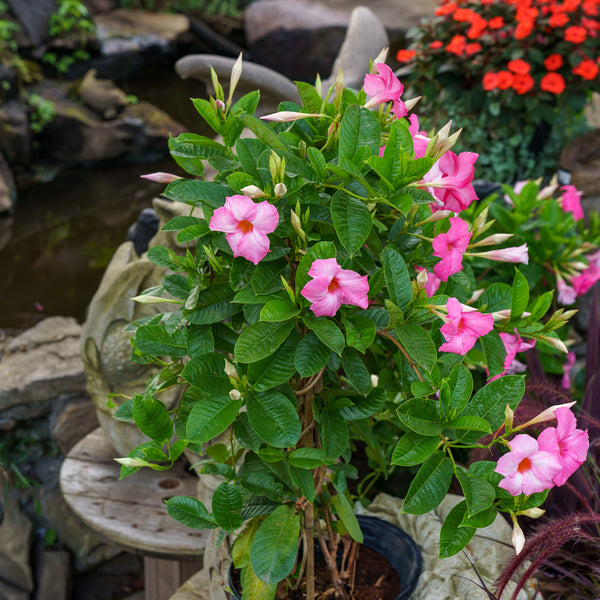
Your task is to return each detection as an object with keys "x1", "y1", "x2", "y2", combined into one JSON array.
[{"x1": 398, "y1": 0, "x2": 600, "y2": 181}]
